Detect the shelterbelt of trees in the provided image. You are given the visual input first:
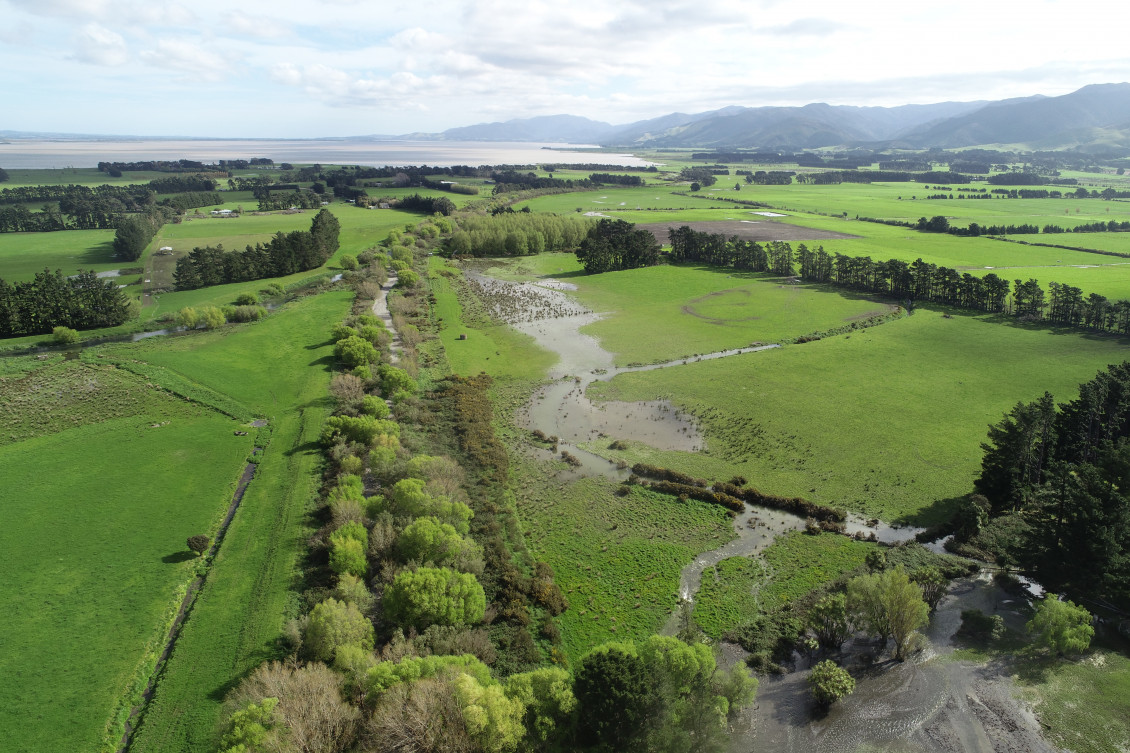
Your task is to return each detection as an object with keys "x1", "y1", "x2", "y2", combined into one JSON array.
[
  {"x1": 945, "y1": 362, "x2": 1130, "y2": 614},
  {"x1": 0, "y1": 177, "x2": 220, "y2": 233},
  {"x1": 173, "y1": 209, "x2": 341, "y2": 290},
  {"x1": 0, "y1": 268, "x2": 132, "y2": 336}
]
